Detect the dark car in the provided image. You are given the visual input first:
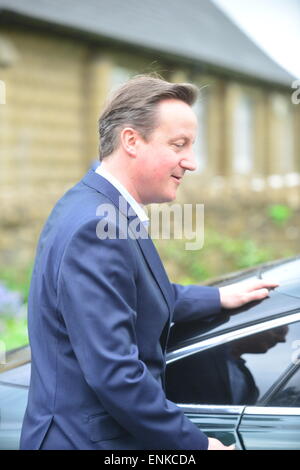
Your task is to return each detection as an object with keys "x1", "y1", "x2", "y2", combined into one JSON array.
[{"x1": 1, "y1": 256, "x2": 300, "y2": 449}]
